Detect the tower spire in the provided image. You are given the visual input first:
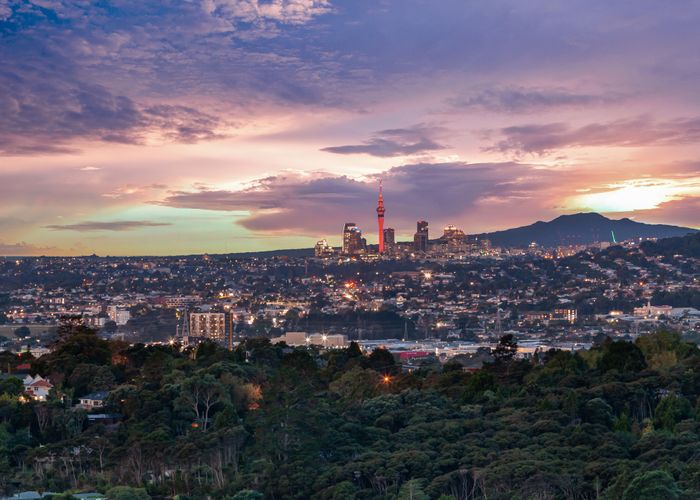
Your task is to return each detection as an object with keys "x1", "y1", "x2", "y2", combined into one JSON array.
[{"x1": 376, "y1": 179, "x2": 386, "y2": 253}]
